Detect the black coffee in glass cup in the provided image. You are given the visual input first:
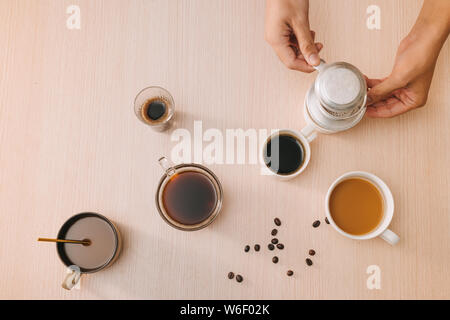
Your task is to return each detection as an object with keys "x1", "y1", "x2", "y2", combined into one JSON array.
[{"x1": 156, "y1": 157, "x2": 223, "y2": 231}]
